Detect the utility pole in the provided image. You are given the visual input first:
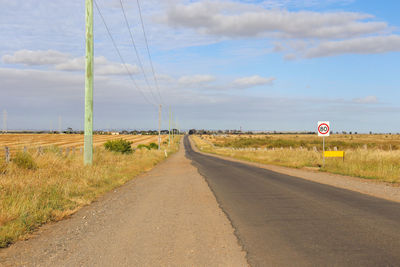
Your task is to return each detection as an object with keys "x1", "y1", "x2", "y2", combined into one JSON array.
[
  {"x1": 84, "y1": 0, "x2": 94, "y2": 165},
  {"x1": 172, "y1": 111, "x2": 174, "y2": 141},
  {"x1": 58, "y1": 116, "x2": 62, "y2": 134},
  {"x1": 168, "y1": 107, "x2": 171, "y2": 147},
  {"x1": 2, "y1": 110, "x2": 7, "y2": 133},
  {"x1": 158, "y1": 104, "x2": 161, "y2": 150}
]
